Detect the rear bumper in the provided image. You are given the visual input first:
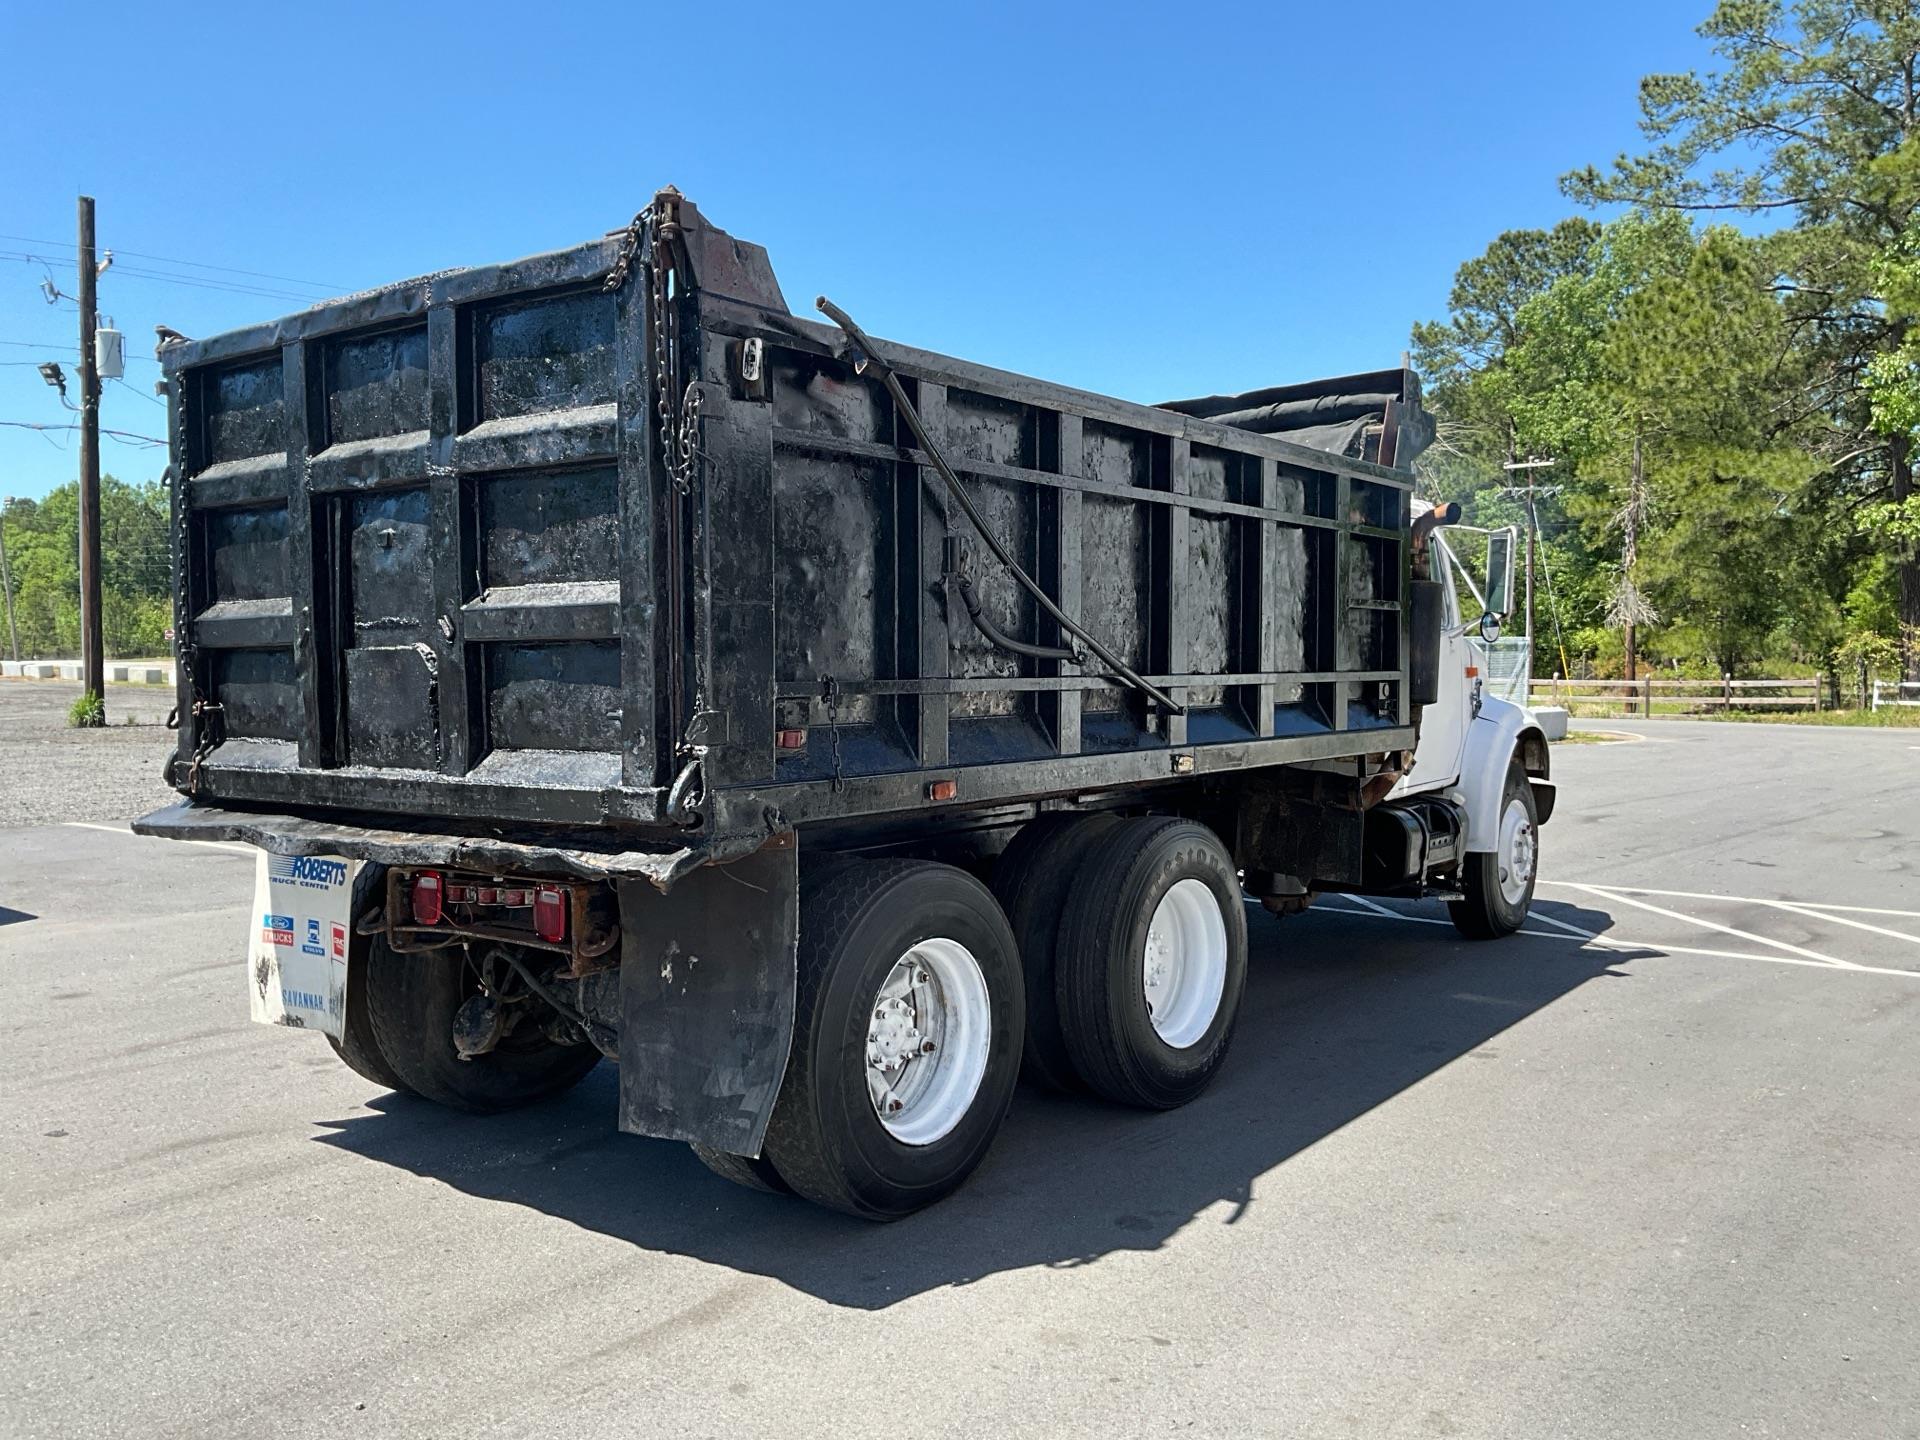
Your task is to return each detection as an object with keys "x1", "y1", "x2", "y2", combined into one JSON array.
[
  {"x1": 132, "y1": 798, "x2": 738, "y2": 891},
  {"x1": 134, "y1": 797, "x2": 801, "y2": 1156}
]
